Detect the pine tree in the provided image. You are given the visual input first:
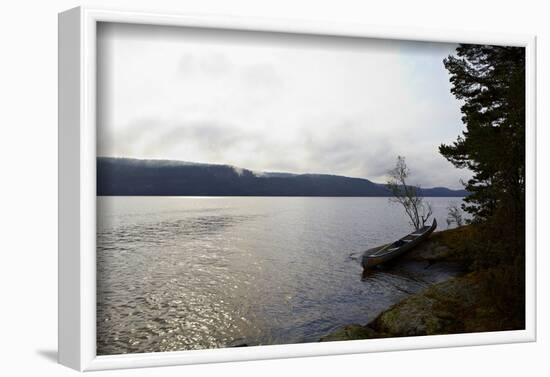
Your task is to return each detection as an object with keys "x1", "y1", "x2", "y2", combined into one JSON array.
[{"x1": 440, "y1": 45, "x2": 525, "y2": 253}]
